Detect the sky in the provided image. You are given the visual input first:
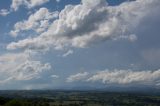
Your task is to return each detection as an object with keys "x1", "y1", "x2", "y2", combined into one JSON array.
[{"x1": 0, "y1": 0, "x2": 160, "y2": 90}]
